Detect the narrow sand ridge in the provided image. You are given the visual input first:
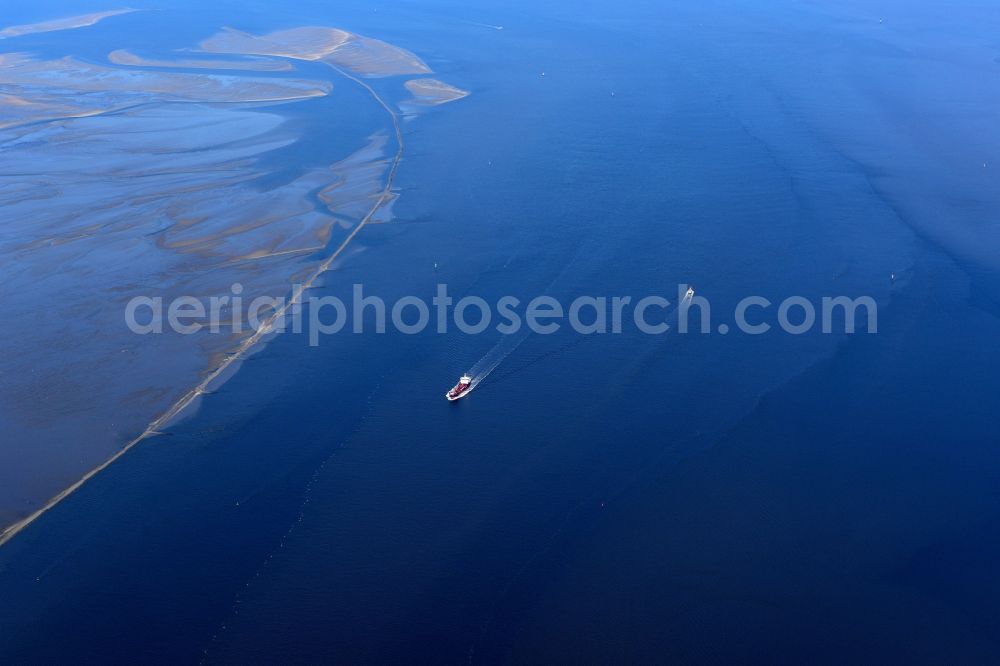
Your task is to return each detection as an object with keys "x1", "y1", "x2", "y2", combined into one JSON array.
[
  {"x1": 0, "y1": 53, "x2": 330, "y2": 129},
  {"x1": 108, "y1": 49, "x2": 294, "y2": 72},
  {"x1": 0, "y1": 54, "x2": 329, "y2": 101},
  {"x1": 0, "y1": 63, "x2": 405, "y2": 548},
  {"x1": 0, "y1": 9, "x2": 138, "y2": 38}
]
